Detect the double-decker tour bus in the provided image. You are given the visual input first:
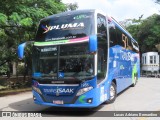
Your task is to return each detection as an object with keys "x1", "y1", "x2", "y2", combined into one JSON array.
[{"x1": 18, "y1": 9, "x2": 140, "y2": 108}]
